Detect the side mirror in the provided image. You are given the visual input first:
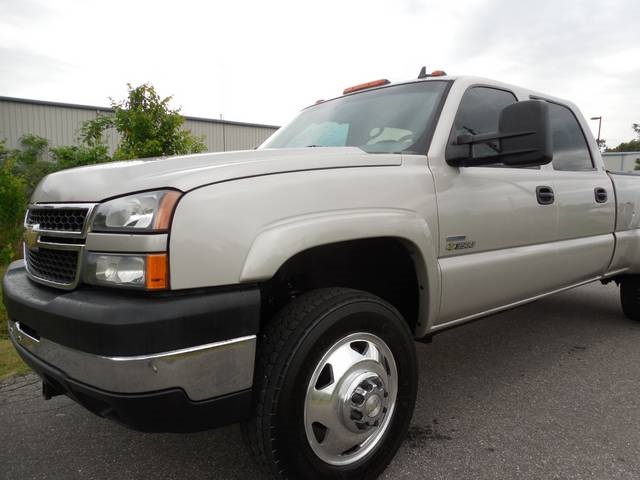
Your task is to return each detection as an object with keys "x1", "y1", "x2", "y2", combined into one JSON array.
[{"x1": 446, "y1": 100, "x2": 553, "y2": 167}]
